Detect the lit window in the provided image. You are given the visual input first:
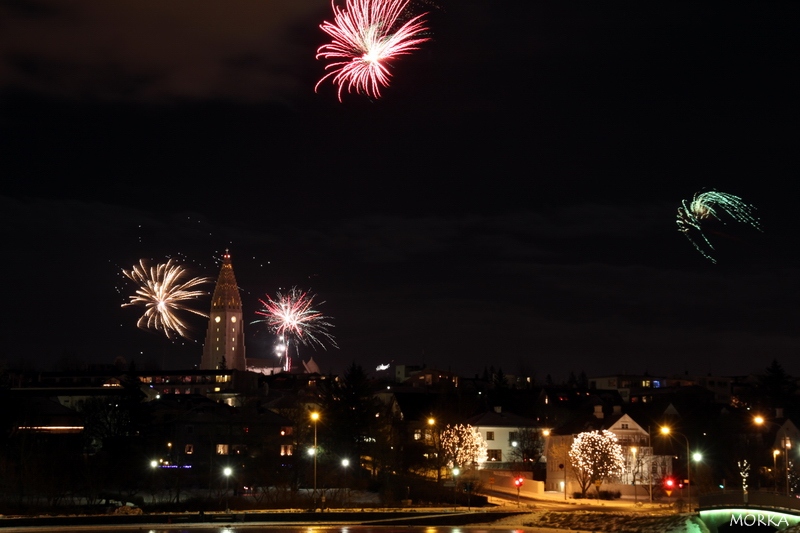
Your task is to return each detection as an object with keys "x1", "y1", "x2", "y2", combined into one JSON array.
[
  {"x1": 216, "y1": 444, "x2": 229, "y2": 455},
  {"x1": 281, "y1": 445, "x2": 293, "y2": 456},
  {"x1": 185, "y1": 444, "x2": 194, "y2": 454},
  {"x1": 487, "y1": 449, "x2": 502, "y2": 461},
  {"x1": 414, "y1": 429, "x2": 422, "y2": 441}
]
